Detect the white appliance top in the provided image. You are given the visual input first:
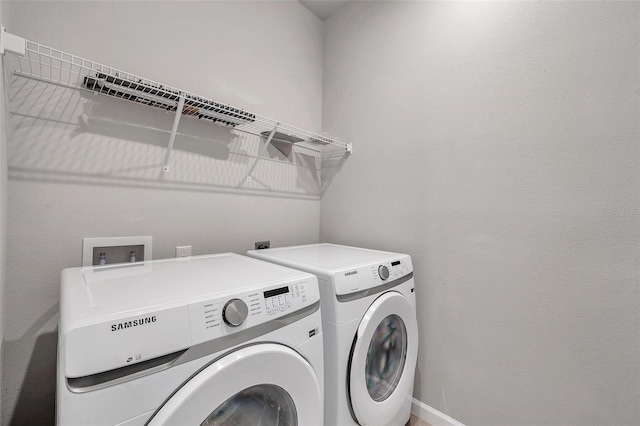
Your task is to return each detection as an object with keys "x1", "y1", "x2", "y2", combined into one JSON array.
[
  {"x1": 248, "y1": 244, "x2": 399, "y2": 272},
  {"x1": 80, "y1": 253, "x2": 308, "y2": 309},
  {"x1": 59, "y1": 253, "x2": 319, "y2": 378},
  {"x1": 252, "y1": 244, "x2": 399, "y2": 271},
  {"x1": 247, "y1": 244, "x2": 413, "y2": 297}
]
